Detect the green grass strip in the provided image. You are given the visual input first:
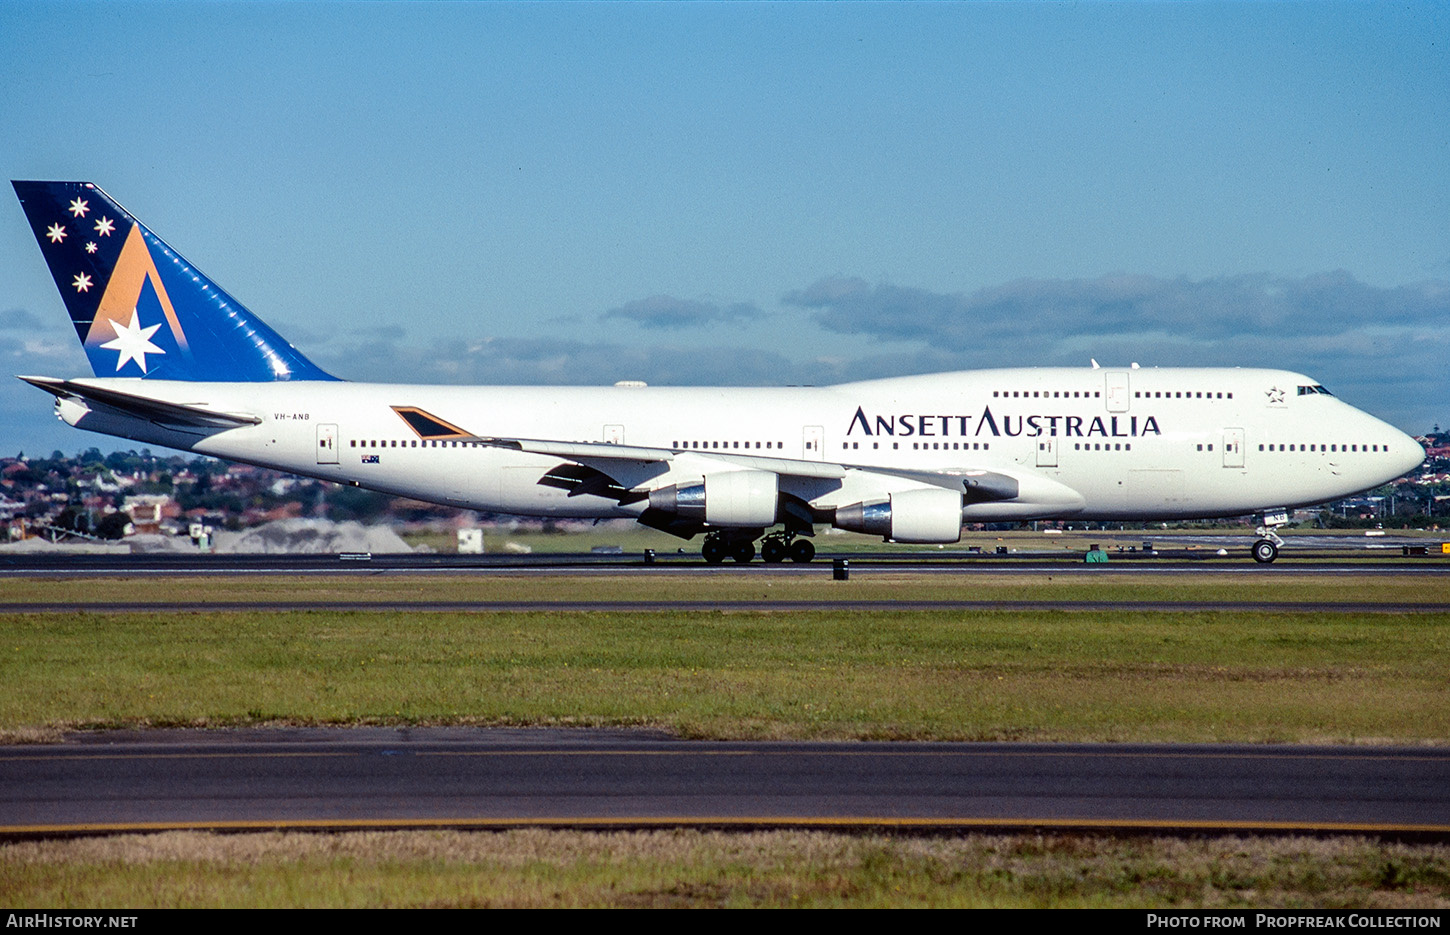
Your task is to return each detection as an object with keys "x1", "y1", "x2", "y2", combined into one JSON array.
[
  {"x1": 4, "y1": 829, "x2": 1450, "y2": 908},
  {"x1": 3, "y1": 608, "x2": 1448, "y2": 743},
  {"x1": 3, "y1": 571, "x2": 1447, "y2": 605}
]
